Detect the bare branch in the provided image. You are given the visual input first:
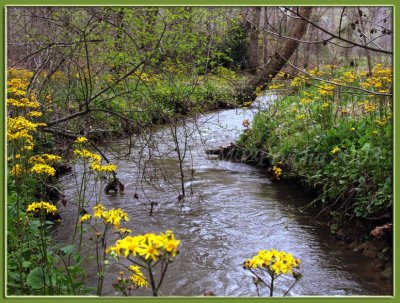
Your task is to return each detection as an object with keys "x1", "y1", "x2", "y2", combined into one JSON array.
[{"x1": 285, "y1": 7, "x2": 392, "y2": 55}]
